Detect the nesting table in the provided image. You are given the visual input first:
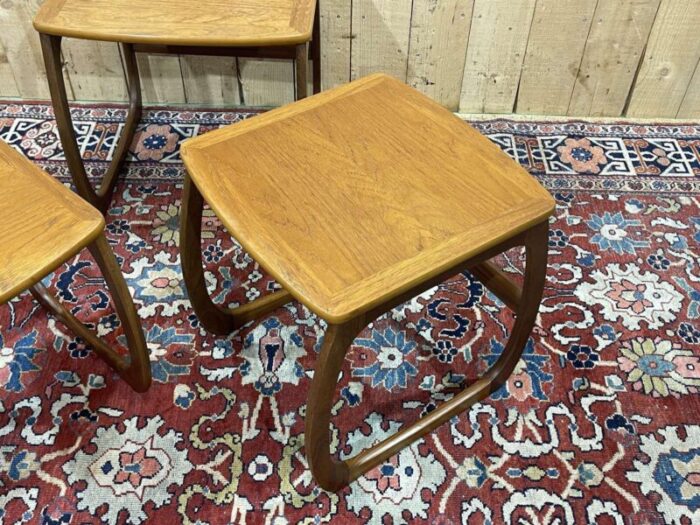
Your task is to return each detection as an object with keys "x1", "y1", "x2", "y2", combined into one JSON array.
[
  {"x1": 179, "y1": 74, "x2": 555, "y2": 490},
  {"x1": 0, "y1": 141, "x2": 151, "y2": 392},
  {"x1": 34, "y1": 0, "x2": 320, "y2": 213}
]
